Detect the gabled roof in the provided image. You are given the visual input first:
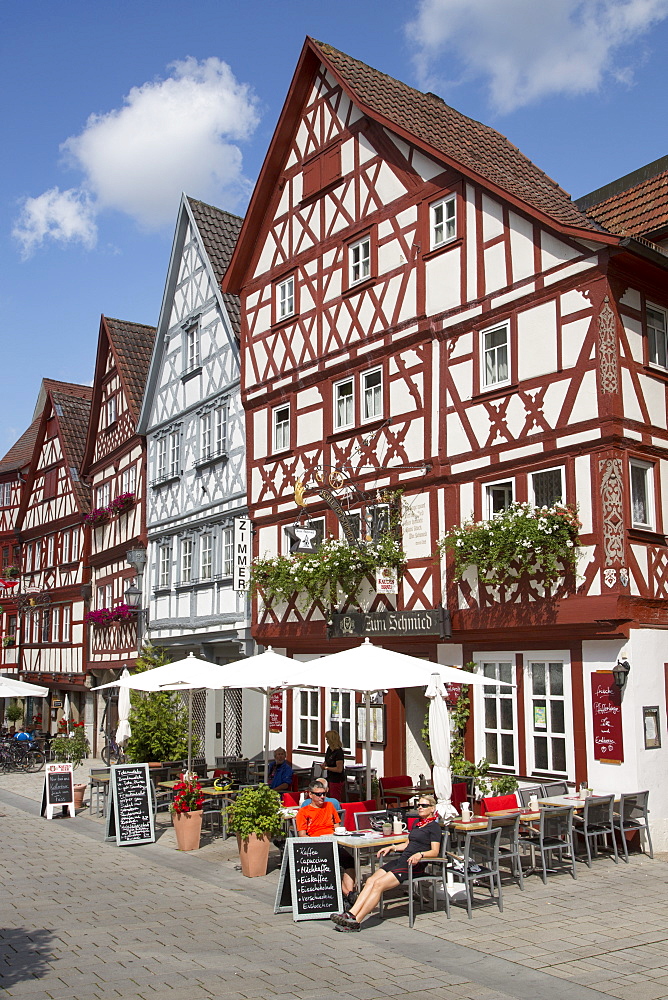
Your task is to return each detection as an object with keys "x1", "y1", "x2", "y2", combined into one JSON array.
[
  {"x1": 0, "y1": 417, "x2": 41, "y2": 475},
  {"x1": 103, "y1": 317, "x2": 156, "y2": 421},
  {"x1": 187, "y1": 198, "x2": 243, "y2": 338},
  {"x1": 49, "y1": 387, "x2": 92, "y2": 511},
  {"x1": 224, "y1": 37, "x2": 611, "y2": 293},
  {"x1": 576, "y1": 155, "x2": 668, "y2": 241}
]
